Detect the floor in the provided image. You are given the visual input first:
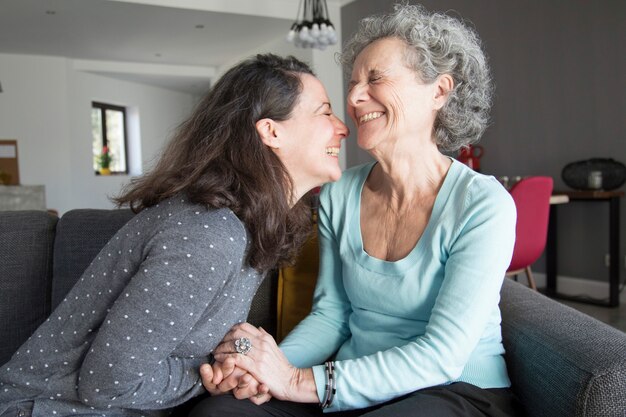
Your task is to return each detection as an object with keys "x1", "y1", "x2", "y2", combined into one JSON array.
[{"x1": 556, "y1": 290, "x2": 626, "y2": 332}]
